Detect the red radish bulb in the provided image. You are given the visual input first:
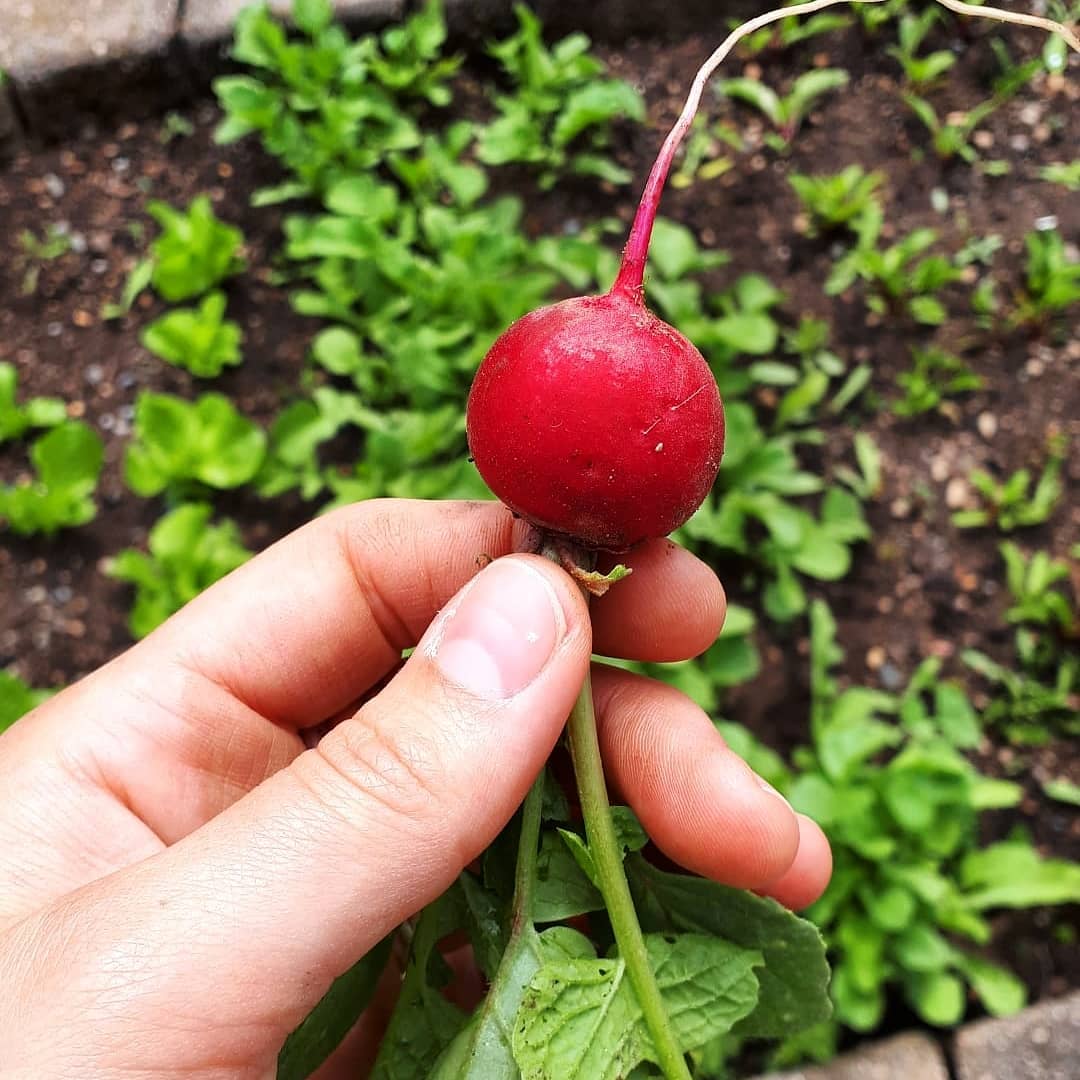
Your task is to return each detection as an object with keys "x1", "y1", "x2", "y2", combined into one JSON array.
[
  {"x1": 467, "y1": 291, "x2": 723, "y2": 552},
  {"x1": 464, "y1": 11, "x2": 744, "y2": 552}
]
